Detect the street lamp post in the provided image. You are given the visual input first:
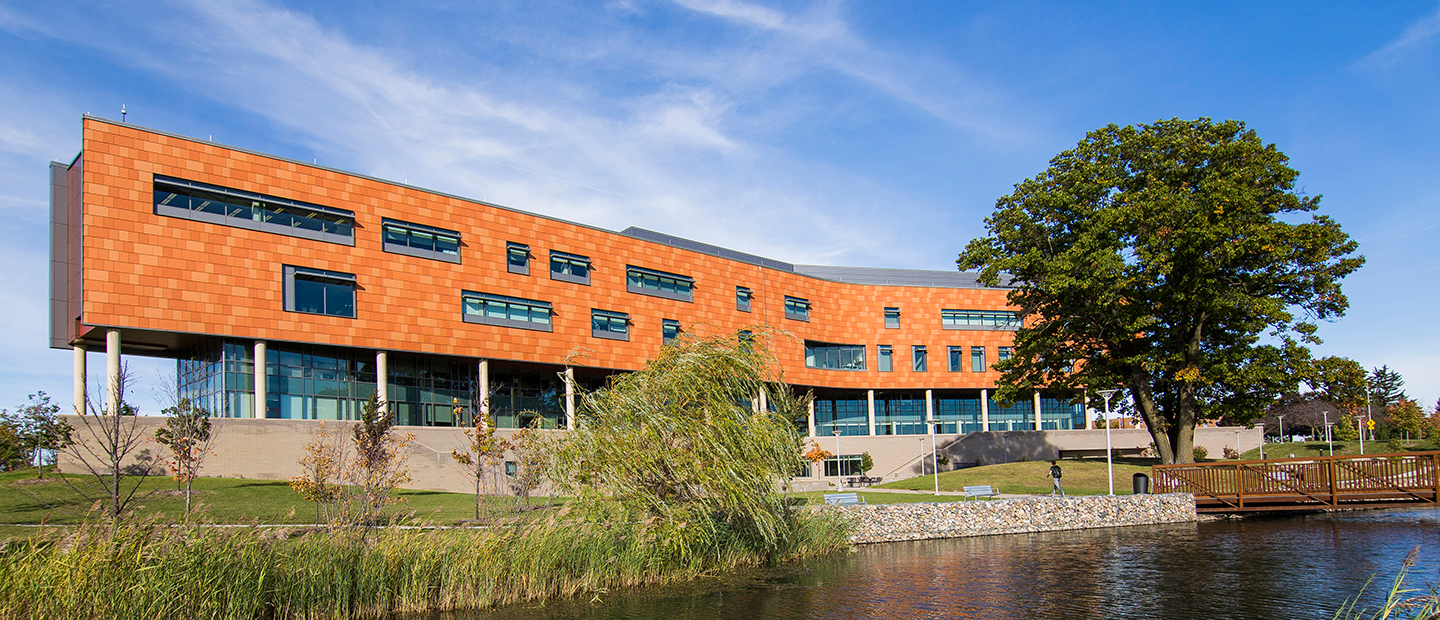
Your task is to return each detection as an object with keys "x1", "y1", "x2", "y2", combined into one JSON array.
[
  {"x1": 832, "y1": 429, "x2": 842, "y2": 491},
  {"x1": 1278, "y1": 414, "x2": 1286, "y2": 444},
  {"x1": 1323, "y1": 412, "x2": 1334, "y2": 456},
  {"x1": 927, "y1": 416, "x2": 939, "y2": 496},
  {"x1": 1234, "y1": 429, "x2": 1242, "y2": 460},
  {"x1": 918, "y1": 437, "x2": 927, "y2": 480},
  {"x1": 1358, "y1": 416, "x2": 1364, "y2": 456},
  {"x1": 1097, "y1": 389, "x2": 1120, "y2": 496}
]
